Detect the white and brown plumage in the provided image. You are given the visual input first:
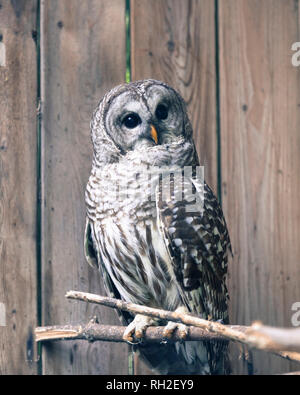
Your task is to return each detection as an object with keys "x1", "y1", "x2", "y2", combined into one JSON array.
[{"x1": 84, "y1": 80, "x2": 231, "y2": 374}]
